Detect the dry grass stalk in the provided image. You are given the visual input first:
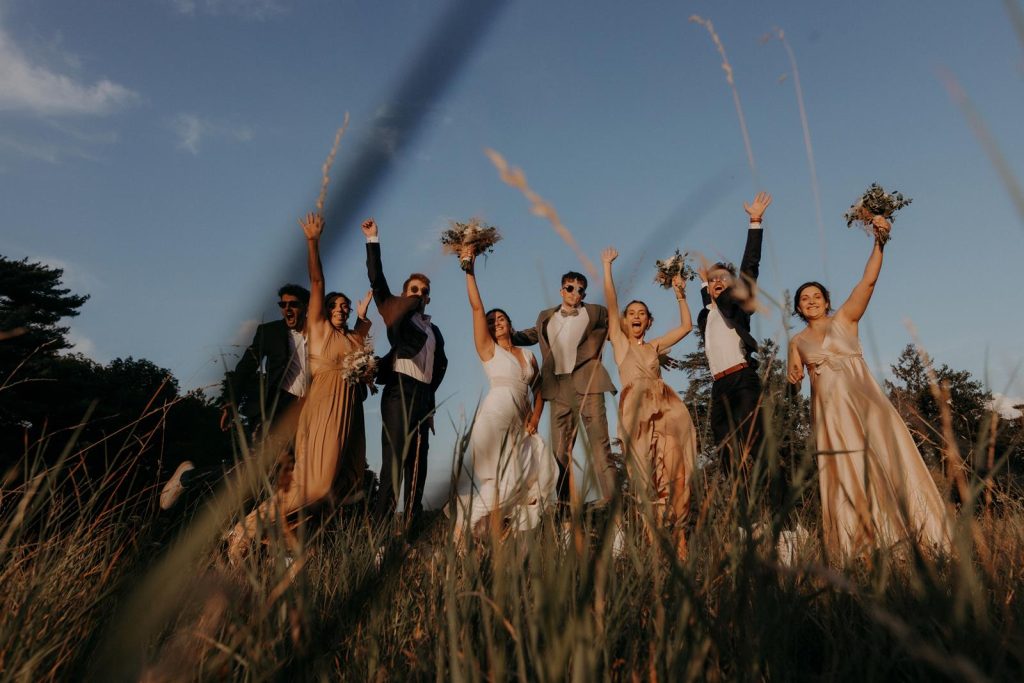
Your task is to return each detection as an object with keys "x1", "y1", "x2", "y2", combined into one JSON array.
[
  {"x1": 483, "y1": 148, "x2": 598, "y2": 280},
  {"x1": 689, "y1": 15, "x2": 758, "y2": 183},
  {"x1": 939, "y1": 69, "x2": 1024, "y2": 224},
  {"x1": 905, "y1": 323, "x2": 971, "y2": 504},
  {"x1": 315, "y1": 112, "x2": 351, "y2": 214},
  {"x1": 764, "y1": 27, "x2": 827, "y2": 276}
]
